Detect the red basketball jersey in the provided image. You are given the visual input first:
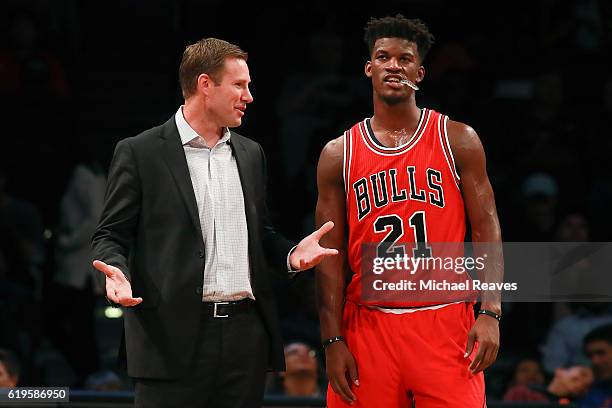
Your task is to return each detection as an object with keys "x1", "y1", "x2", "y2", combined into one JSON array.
[{"x1": 344, "y1": 108, "x2": 467, "y2": 307}]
